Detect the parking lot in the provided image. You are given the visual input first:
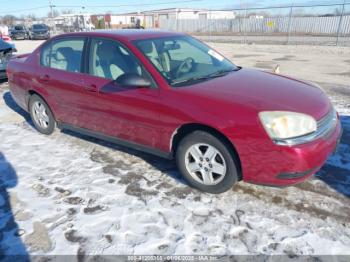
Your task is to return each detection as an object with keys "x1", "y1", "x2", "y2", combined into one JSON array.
[{"x1": 1, "y1": 40, "x2": 350, "y2": 256}]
